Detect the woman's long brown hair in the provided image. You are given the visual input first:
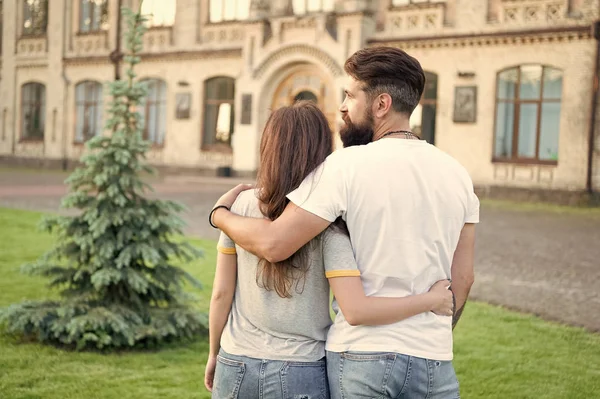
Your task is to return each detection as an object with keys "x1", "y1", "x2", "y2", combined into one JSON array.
[{"x1": 256, "y1": 101, "x2": 333, "y2": 298}]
